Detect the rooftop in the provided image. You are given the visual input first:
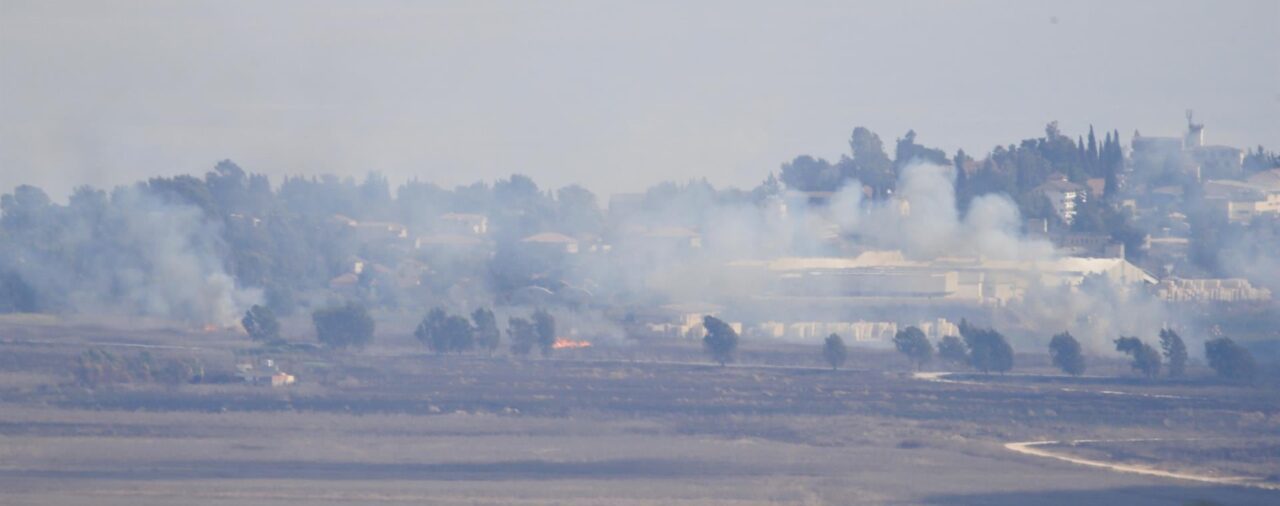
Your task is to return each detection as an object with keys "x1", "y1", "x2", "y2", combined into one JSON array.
[
  {"x1": 735, "y1": 250, "x2": 1155, "y2": 283},
  {"x1": 522, "y1": 232, "x2": 578, "y2": 244},
  {"x1": 1246, "y1": 169, "x2": 1280, "y2": 192},
  {"x1": 1037, "y1": 179, "x2": 1086, "y2": 193},
  {"x1": 643, "y1": 226, "x2": 700, "y2": 238}
]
